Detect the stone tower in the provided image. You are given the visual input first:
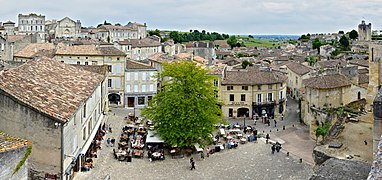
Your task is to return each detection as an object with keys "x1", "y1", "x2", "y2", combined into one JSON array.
[
  {"x1": 358, "y1": 20, "x2": 372, "y2": 41},
  {"x1": 367, "y1": 43, "x2": 382, "y2": 107},
  {"x1": 3, "y1": 21, "x2": 15, "y2": 35}
]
